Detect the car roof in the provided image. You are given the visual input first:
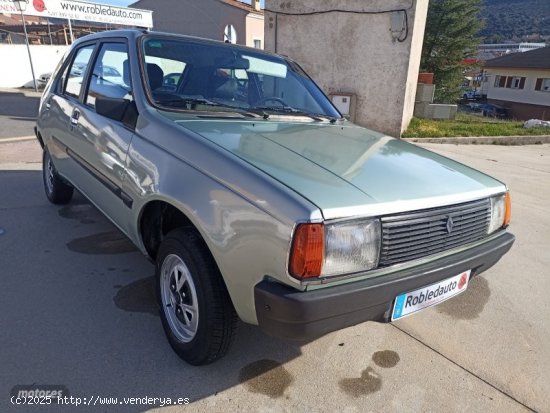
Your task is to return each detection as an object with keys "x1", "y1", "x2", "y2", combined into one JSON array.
[{"x1": 72, "y1": 29, "x2": 282, "y2": 59}]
